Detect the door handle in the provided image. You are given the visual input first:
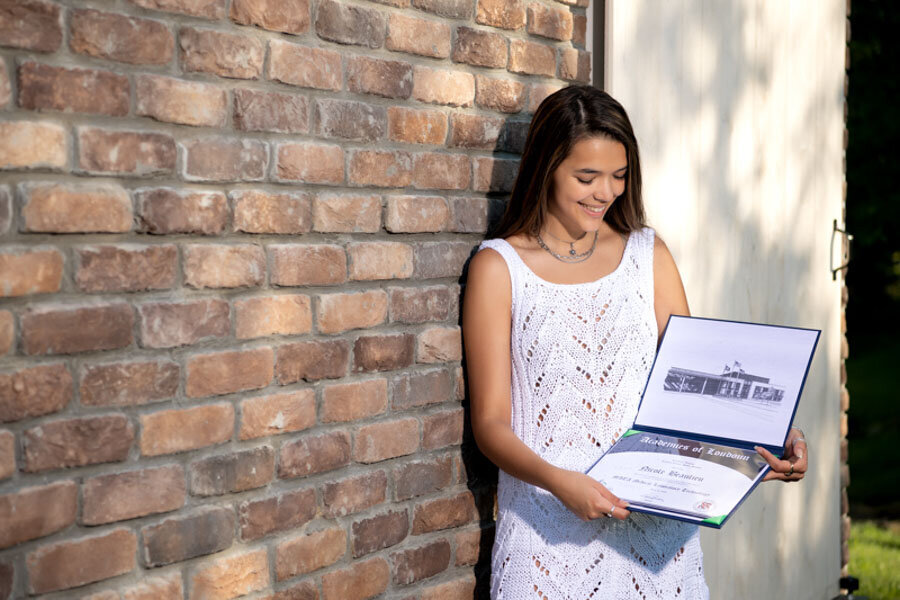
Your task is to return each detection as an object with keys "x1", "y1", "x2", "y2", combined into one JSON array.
[{"x1": 831, "y1": 219, "x2": 853, "y2": 281}]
